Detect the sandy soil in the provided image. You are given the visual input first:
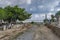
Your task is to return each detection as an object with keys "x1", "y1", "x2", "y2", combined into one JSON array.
[
  {"x1": 33, "y1": 25, "x2": 60, "y2": 40},
  {"x1": 0, "y1": 24, "x2": 32, "y2": 40}
]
